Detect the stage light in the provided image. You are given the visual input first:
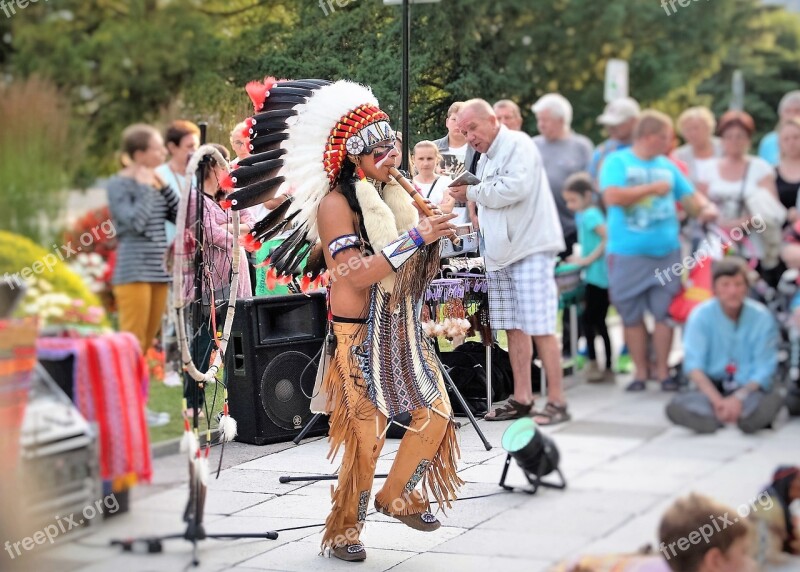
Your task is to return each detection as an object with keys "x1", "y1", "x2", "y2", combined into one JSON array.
[{"x1": 499, "y1": 417, "x2": 566, "y2": 494}]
